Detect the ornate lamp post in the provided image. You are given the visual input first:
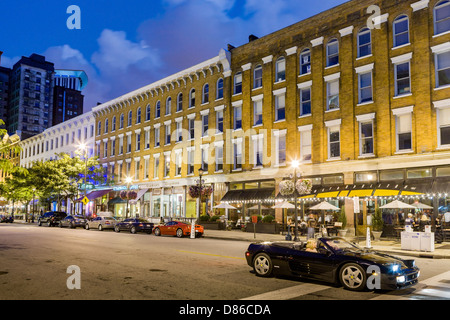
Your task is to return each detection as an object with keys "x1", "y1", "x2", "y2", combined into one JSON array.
[
  {"x1": 125, "y1": 176, "x2": 132, "y2": 218},
  {"x1": 198, "y1": 167, "x2": 204, "y2": 219},
  {"x1": 78, "y1": 143, "x2": 88, "y2": 217}
]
